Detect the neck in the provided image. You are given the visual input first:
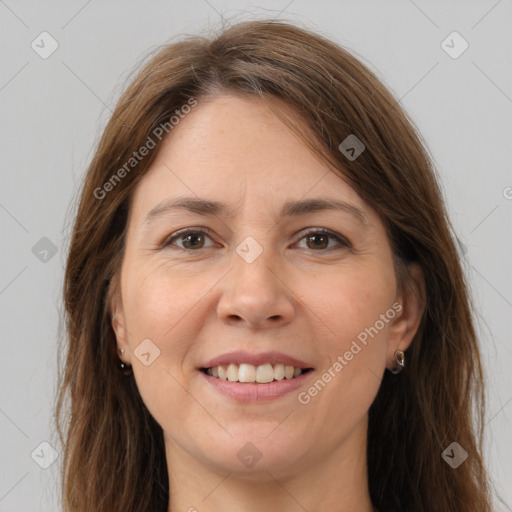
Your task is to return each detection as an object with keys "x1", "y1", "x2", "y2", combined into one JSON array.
[{"x1": 165, "y1": 417, "x2": 374, "y2": 512}]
